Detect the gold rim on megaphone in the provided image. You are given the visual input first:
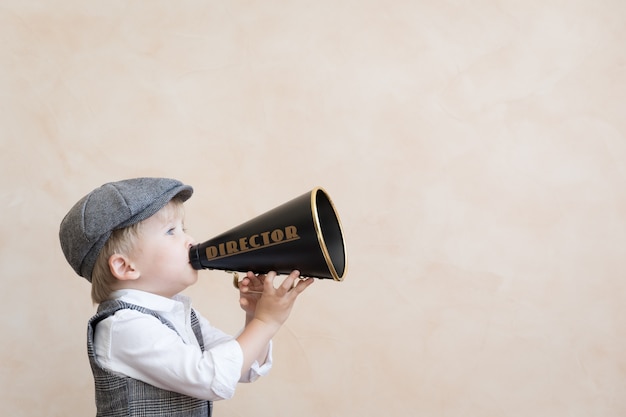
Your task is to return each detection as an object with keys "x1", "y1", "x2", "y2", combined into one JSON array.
[{"x1": 189, "y1": 187, "x2": 348, "y2": 285}]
